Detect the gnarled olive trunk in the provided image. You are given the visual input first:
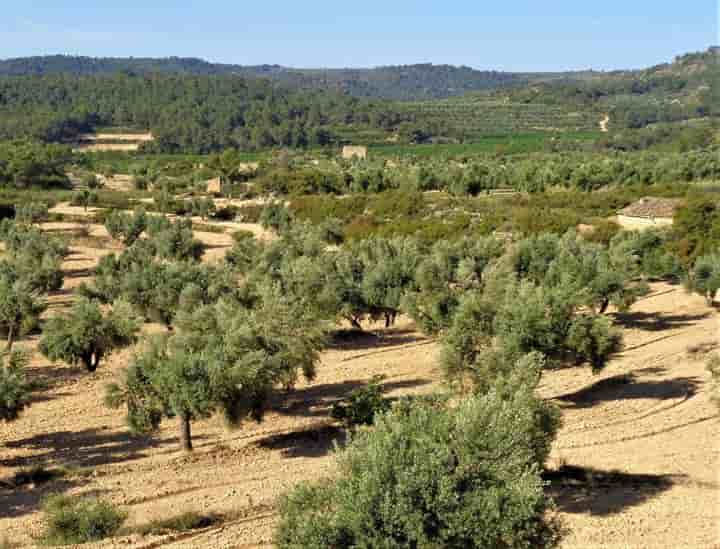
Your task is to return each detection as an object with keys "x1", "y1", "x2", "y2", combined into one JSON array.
[{"x1": 179, "y1": 413, "x2": 193, "y2": 452}]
